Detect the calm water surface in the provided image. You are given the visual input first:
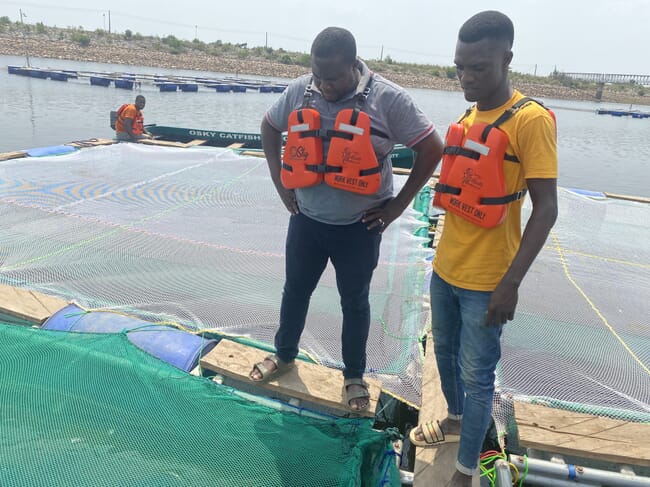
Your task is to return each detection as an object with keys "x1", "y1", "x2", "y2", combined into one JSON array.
[{"x1": 1, "y1": 55, "x2": 649, "y2": 197}]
